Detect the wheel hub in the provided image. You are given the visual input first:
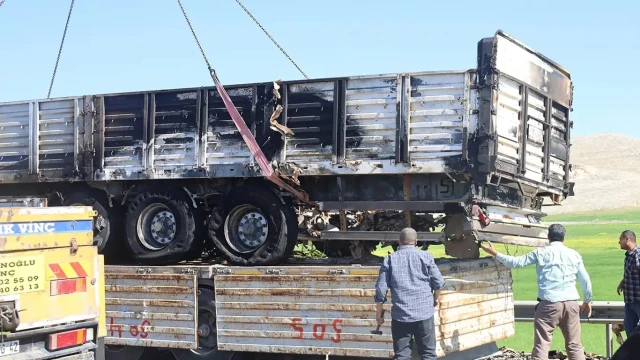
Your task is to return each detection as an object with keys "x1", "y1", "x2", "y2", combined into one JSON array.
[
  {"x1": 137, "y1": 203, "x2": 177, "y2": 251},
  {"x1": 224, "y1": 205, "x2": 270, "y2": 253},
  {"x1": 198, "y1": 310, "x2": 217, "y2": 349},
  {"x1": 238, "y1": 211, "x2": 267, "y2": 247},
  {"x1": 151, "y1": 211, "x2": 176, "y2": 244},
  {"x1": 94, "y1": 215, "x2": 107, "y2": 232}
]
